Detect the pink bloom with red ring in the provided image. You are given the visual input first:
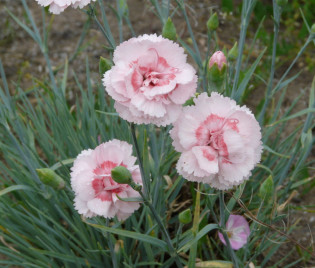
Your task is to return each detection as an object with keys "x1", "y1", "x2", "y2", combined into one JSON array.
[
  {"x1": 218, "y1": 215, "x2": 250, "y2": 250},
  {"x1": 103, "y1": 34, "x2": 197, "y2": 126},
  {"x1": 170, "y1": 92, "x2": 262, "y2": 190},
  {"x1": 208, "y1": 51, "x2": 227, "y2": 71},
  {"x1": 70, "y1": 139, "x2": 142, "y2": 221},
  {"x1": 36, "y1": 0, "x2": 95, "y2": 14}
]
